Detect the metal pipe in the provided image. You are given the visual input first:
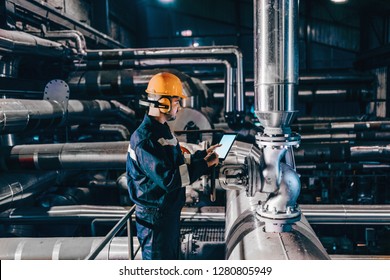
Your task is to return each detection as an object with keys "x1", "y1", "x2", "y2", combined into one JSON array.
[
  {"x1": 0, "y1": 28, "x2": 67, "y2": 57},
  {"x1": 6, "y1": 0, "x2": 123, "y2": 49},
  {"x1": 2, "y1": 204, "x2": 387, "y2": 225},
  {"x1": 85, "y1": 205, "x2": 135, "y2": 260},
  {"x1": 80, "y1": 58, "x2": 231, "y2": 71},
  {"x1": 292, "y1": 121, "x2": 390, "y2": 133},
  {"x1": 205, "y1": 71, "x2": 374, "y2": 89},
  {"x1": 86, "y1": 45, "x2": 245, "y2": 114},
  {"x1": 225, "y1": 190, "x2": 330, "y2": 259},
  {"x1": 0, "y1": 205, "x2": 129, "y2": 223},
  {"x1": 1, "y1": 235, "x2": 389, "y2": 260},
  {"x1": 252, "y1": 0, "x2": 302, "y2": 231},
  {"x1": 296, "y1": 162, "x2": 390, "y2": 171},
  {"x1": 301, "y1": 131, "x2": 390, "y2": 142},
  {"x1": 0, "y1": 205, "x2": 226, "y2": 223},
  {"x1": 330, "y1": 255, "x2": 390, "y2": 260},
  {"x1": 294, "y1": 143, "x2": 390, "y2": 163},
  {"x1": 296, "y1": 116, "x2": 368, "y2": 123},
  {"x1": 0, "y1": 55, "x2": 20, "y2": 78},
  {"x1": 350, "y1": 145, "x2": 390, "y2": 162},
  {"x1": 0, "y1": 134, "x2": 16, "y2": 146},
  {"x1": 0, "y1": 76, "x2": 46, "y2": 97},
  {"x1": 109, "y1": 100, "x2": 136, "y2": 120},
  {"x1": 75, "y1": 58, "x2": 236, "y2": 119},
  {"x1": 70, "y1": 124, "x2": 130, "y2": 141},
  {"x1": 0, "y1": 171, "x2": 58, "y2": 211},
  {"x1": 299, "y1": 71, "x2": 375, "y2": 85},
  {"x1": 66, "y1": 70, "x2": 136, "y2": 97},
  {"x1": 0, "y1": 98, "x2": 63, "y2": 133},
  {"x1": 254, "y1": 0, "x2": 299, "y2": 130},
  {"x1": 298, "y1": 89, "x2": 374, "y2": 102},
  {"x1": 35, "y1": 30, "x2": 87, "y2": 56},
  {"x1": 0, "y1": 141, "x2": 127, "y2": 170},
  {"x1": 0, "y1": 98, "x2": 118, "y2": 134},
  {"x1": 0, "y1": 236, "x2": 135, "y2": 260},
  {"x1": 300, "y1": 204, "x2": 390, "y2": 225},
  {"x1": 116, "y1": 173, "x2": 128, "y2": 192}
]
